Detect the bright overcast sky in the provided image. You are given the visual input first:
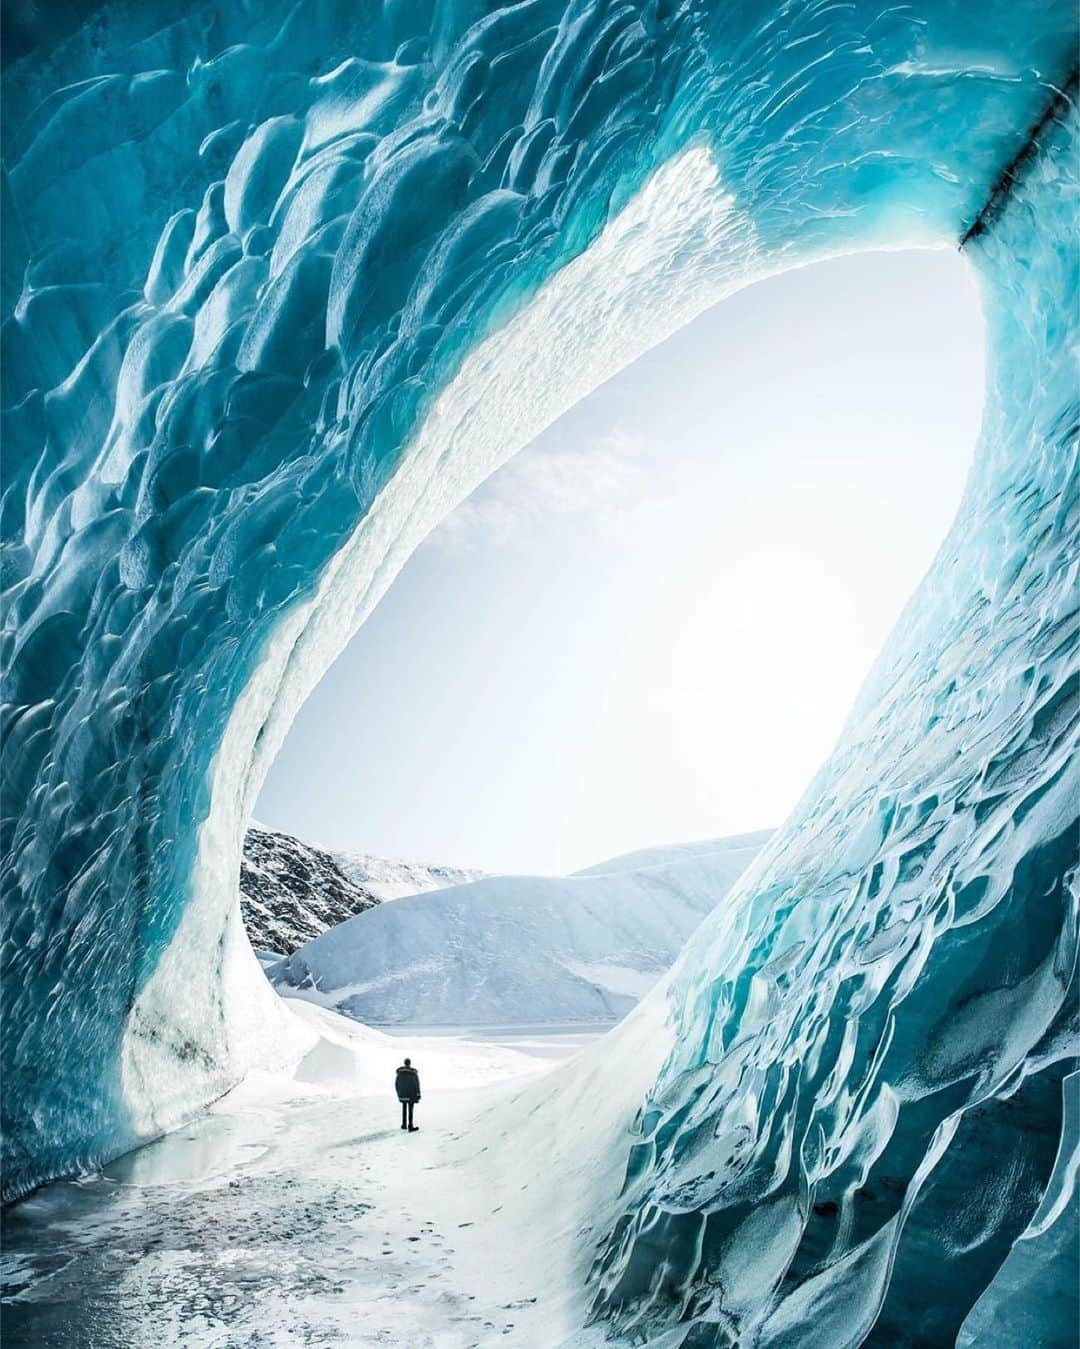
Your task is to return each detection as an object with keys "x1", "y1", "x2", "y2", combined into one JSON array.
[{"x1": 256, "y1": 247, "x2": 984, "y2": 874}]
